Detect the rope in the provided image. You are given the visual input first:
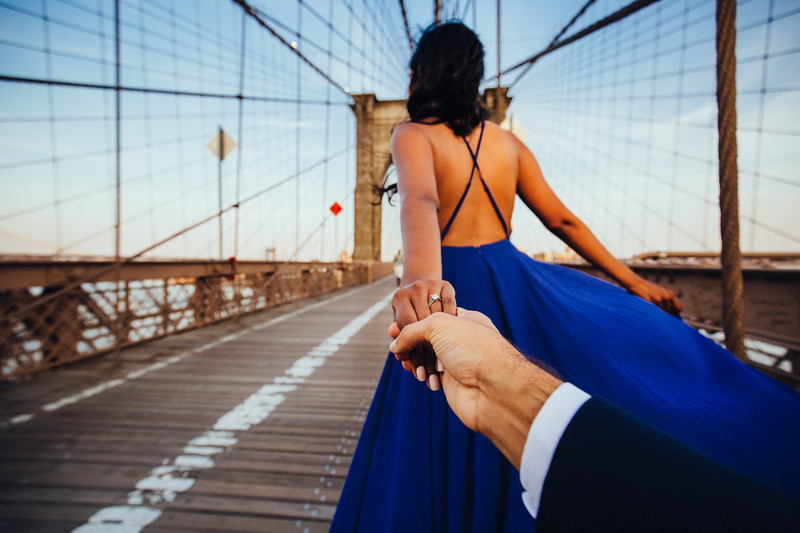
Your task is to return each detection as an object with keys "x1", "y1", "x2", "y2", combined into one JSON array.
[
  {"x1": 715, "y1": 0, "x2": 746, "y2": 360},
  {"x1": 399, "y1": 0, "x2": 414, "y2": 51}
]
